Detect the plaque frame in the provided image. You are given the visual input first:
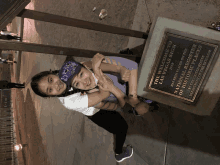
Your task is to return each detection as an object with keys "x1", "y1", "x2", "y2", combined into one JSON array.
[{"x1": 145, "y1": 29, "x2": 219, "y2": 104}]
